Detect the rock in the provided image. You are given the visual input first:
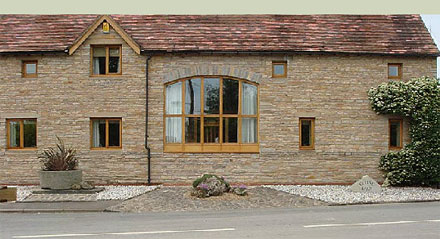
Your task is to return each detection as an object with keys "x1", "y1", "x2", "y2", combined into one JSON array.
[
  {"x1": 350, "y1": 175, "x2": 382, "y2": 193},
  {"x1": 81, "y1": 181, "x2": 95, "y2": 190},
  {"x1": 192, "y1": 174, "x2": 230, "y2": 198},
  {"x1": 71, "y1": 183, "x2": 81, "y2": 190},
  {"x1": 231, "y1": 186, "x2": 248, "y2": 196}
]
